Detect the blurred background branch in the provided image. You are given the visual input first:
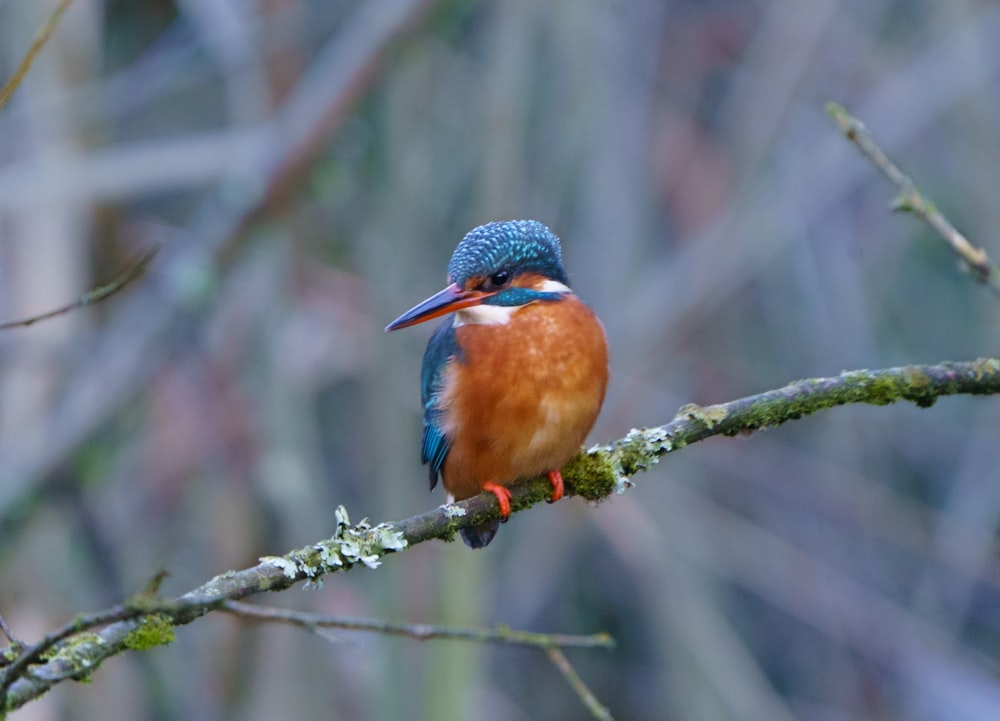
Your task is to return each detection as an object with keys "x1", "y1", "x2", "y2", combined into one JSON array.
[
  {"x1": 220, "y1": 600, "x2": 615, "y2": 649},
  {"x1": 547, "y1": 647, "x2": 615, "y2": 721},
  {"x1": 0, "y1": 0, "x2": 73, "y2": 109},
  {"x1": 0, "y1": 245, "x2": 158, "y2": 330},
  {"x1": 223, "y1": 601, "x2": 619, "y2": 721}
]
